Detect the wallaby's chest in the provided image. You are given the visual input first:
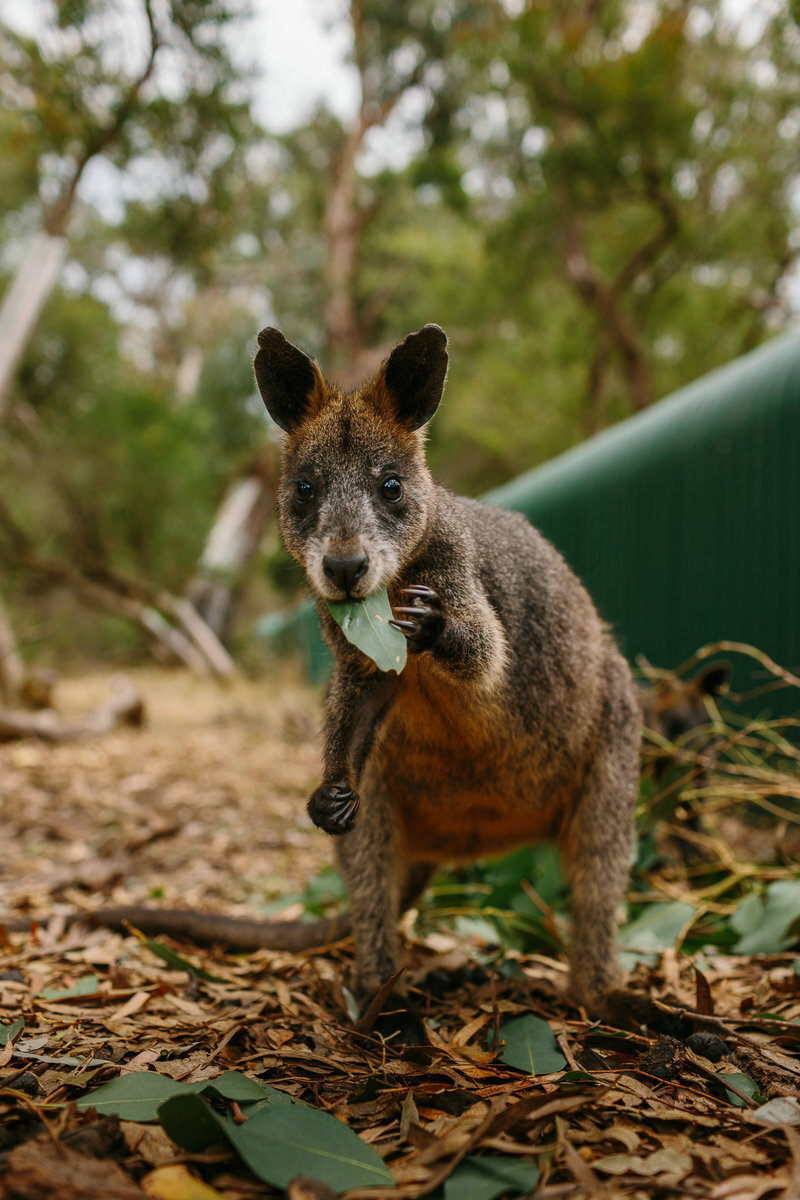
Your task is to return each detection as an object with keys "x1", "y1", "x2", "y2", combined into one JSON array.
[{"x1": 369, "y1": 660, "x2": 572, "y2": 862}]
